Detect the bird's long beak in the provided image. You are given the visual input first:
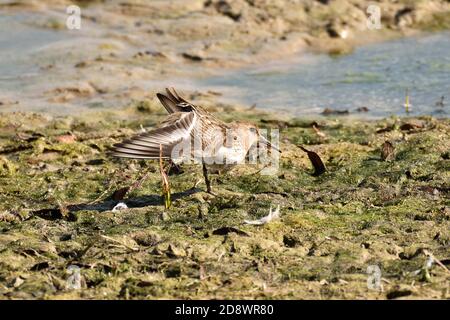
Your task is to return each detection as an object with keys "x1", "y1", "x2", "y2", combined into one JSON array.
[{"x1": 259, "y1": 135, "x2": 281, "y2": 153}]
